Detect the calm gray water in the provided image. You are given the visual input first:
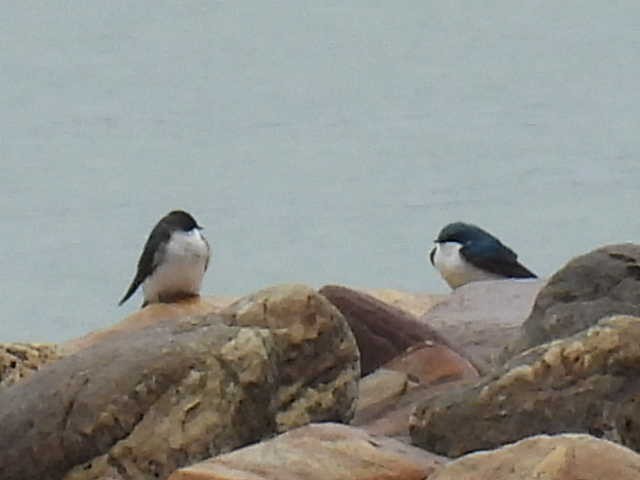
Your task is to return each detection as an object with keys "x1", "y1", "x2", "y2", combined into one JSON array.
[{"x1": 1, "y1": 2, "x2": 639, "y2": 342}]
